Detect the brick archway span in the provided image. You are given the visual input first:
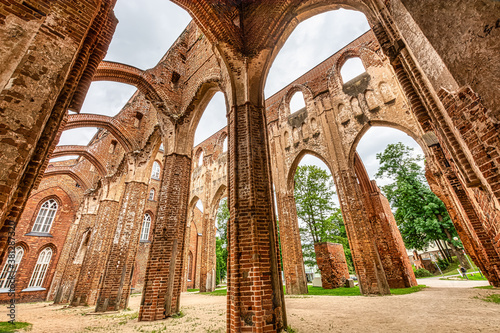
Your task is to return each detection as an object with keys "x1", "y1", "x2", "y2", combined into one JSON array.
[
  {"x1": 286, "y1": 148, "x2": 336, "y2": 192},
  {"x1": 347, "y1": 121, "x2": 425, "y2": 168},
  {"x1": 93, "y1": 61, "x2": 166, "y2": 107},
  {"x1": 279, "y1": 84, "x2": 315, "y2": 121},
  {"x1": 328, "y1": 46, "x2": 385, "y2": 92},
  {"x1": 185, "y1": 80, "x2": 225, "y2": 143},
  {"x1": 209, "y1": 184, "x2": 227, "y2": 217},
  {"x1": 64, "y1": 114, "x2": 136, "y2": 151},
  {"x1": 52, "y1": 145, "x2": 107, "y2": 177},
  {"x1": 43, "y1": 168, "x2": 91, "y2": 190}
]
